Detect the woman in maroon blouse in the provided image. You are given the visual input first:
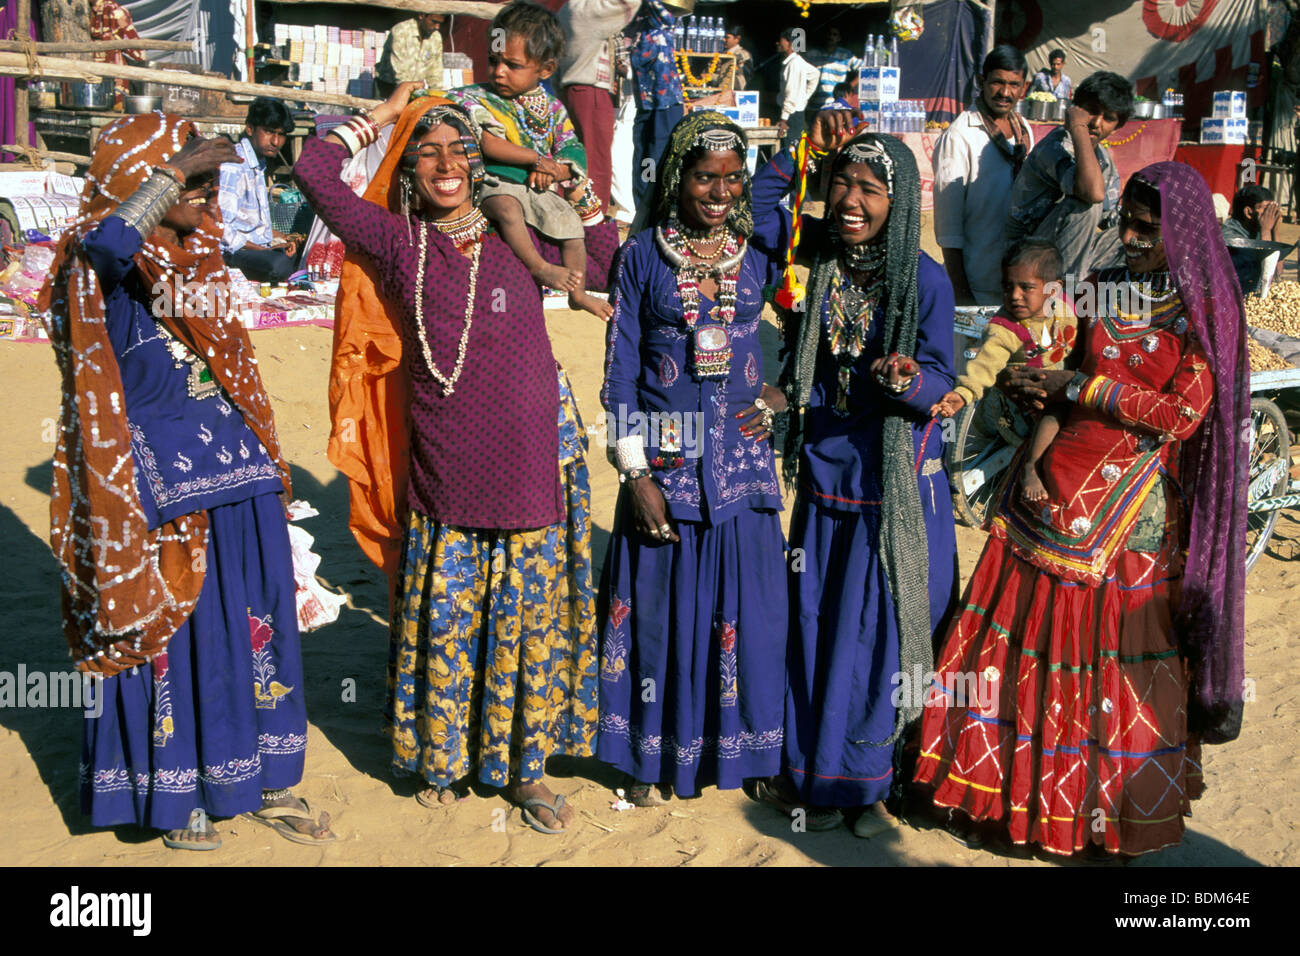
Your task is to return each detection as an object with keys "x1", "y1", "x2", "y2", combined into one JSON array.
[{"x1": 295, "y1": 83, "x2": 614, "y2": 833}]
